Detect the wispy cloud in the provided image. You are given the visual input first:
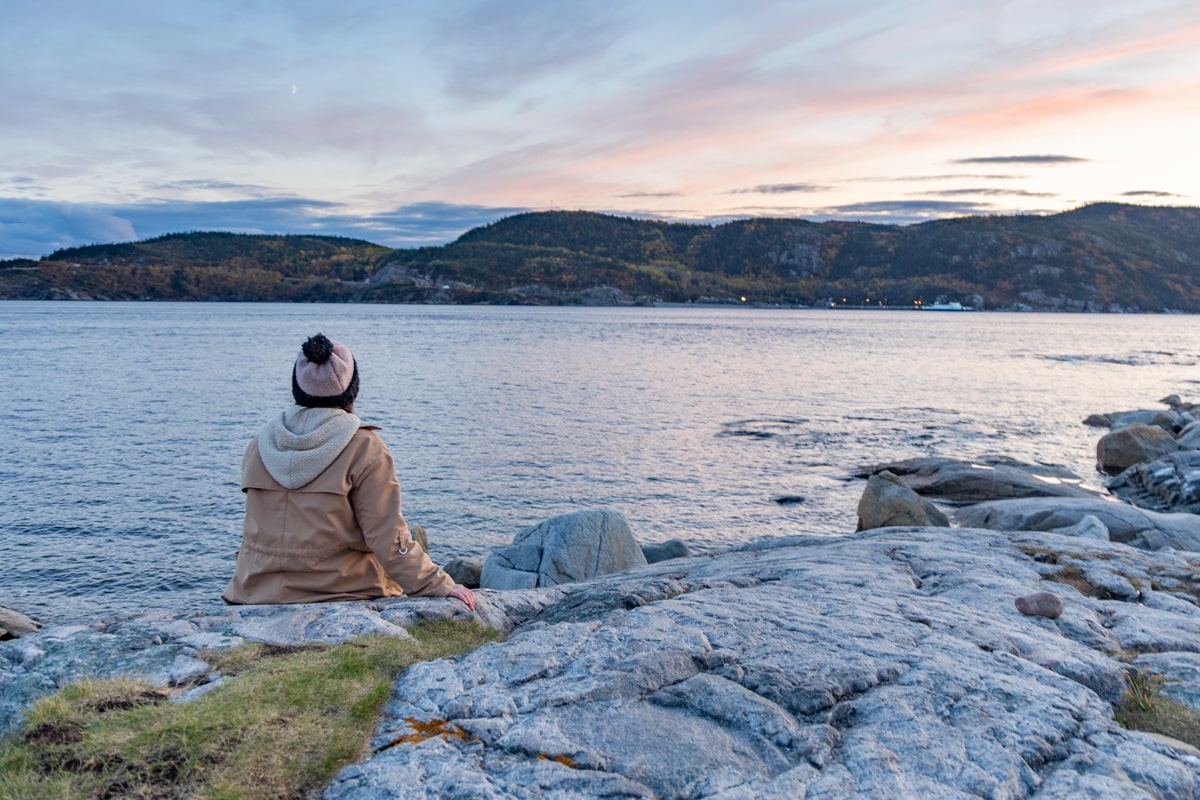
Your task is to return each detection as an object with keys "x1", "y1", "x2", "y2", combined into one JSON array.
[
  {"x1": 1, "y1": 1, "x2": 1197, "y2": 242},
  {"x1": 951, "y1": 155, "x2": 1090, "y2": 165},
  {"x1": 813, "y1": 199, "x2": 1001, "y2": 224},
  {"x1": 919, "y1": 188, "x2": 1059, "y2": 198},
  {"x1": 1024, "y1": 22, "x2": 1200, "y2": 79},
  {"x1": 726, "y1": 183, "x2": 829, "y2": 195},
  {"x1": 150, "y1": 179, "x2": 279, "y2": 195},
  {"x1": 853, "y1": 174, "x2": 1022, "y2": 182},
  {"x1": 710, "y1": 199, "x2": 1012, "y2": 226},
  {"x1": 0, "y1": 200, "x2": 138, "y2": 260},
  {"x1": 617, "y1": 191, "x2": 682, "y2": 199},
  {"x1": 0, "y1": 198, "x2": 526, "y2": 259},
  {"x1": 426, "y1": 1, "x2": 624, "y2": 102},
  {"x1": 1120, "y1": 190, "x2": 1181, "y2": 198},
  {"x1": 347, "y1": 201, "x2": 530, "y2": 244}
]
